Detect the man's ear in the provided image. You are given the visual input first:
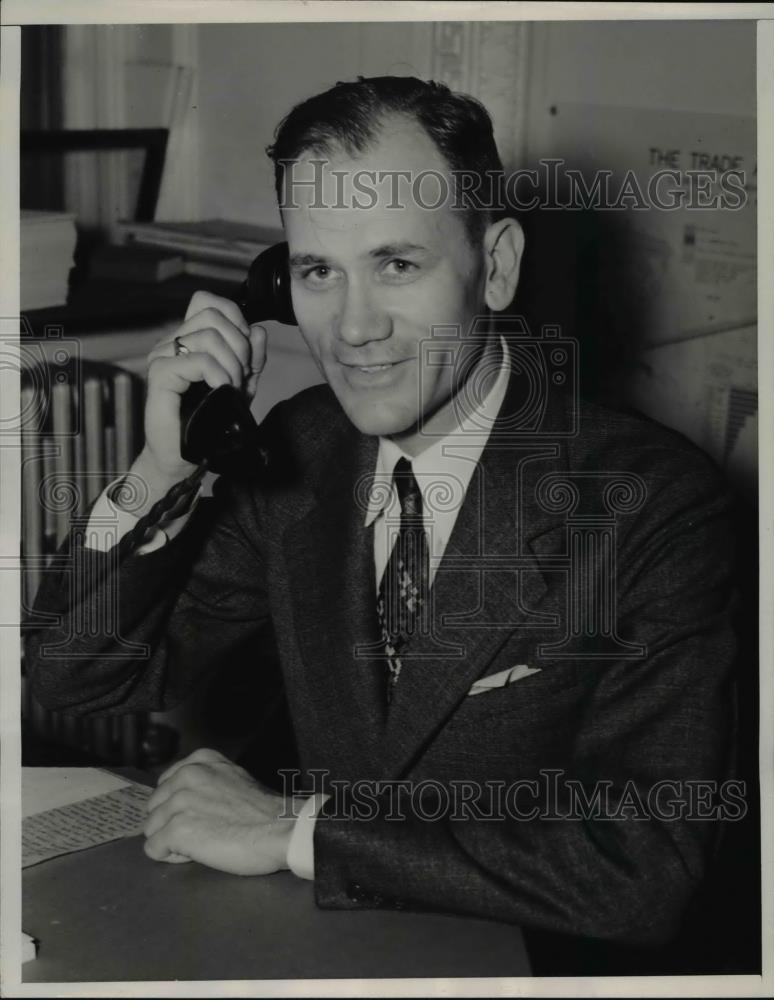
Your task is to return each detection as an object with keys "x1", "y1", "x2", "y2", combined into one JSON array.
[{"x1": 482, "y1": 218, "x2": 524, "y2": 312}]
